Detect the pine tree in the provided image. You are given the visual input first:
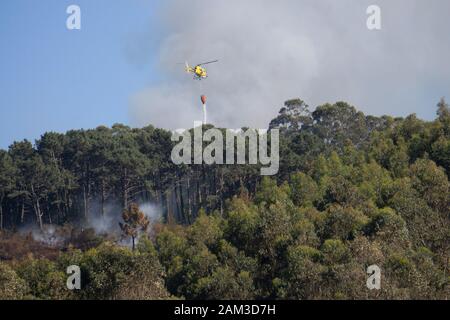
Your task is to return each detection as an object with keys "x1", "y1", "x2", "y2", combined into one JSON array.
[{"x1": 119, "y1": 203, "x2": 150, "y2": 251}]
